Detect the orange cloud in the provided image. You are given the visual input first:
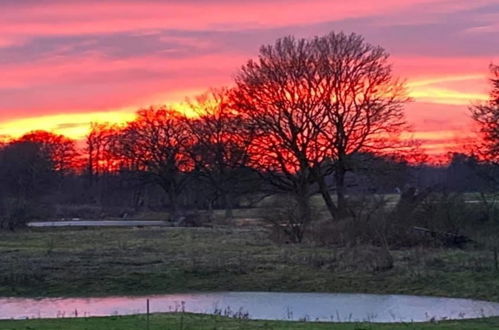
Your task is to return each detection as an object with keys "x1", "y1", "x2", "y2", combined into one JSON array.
[
  {"x1": 0, "y1": 110, "x2": 136, "y2": 140},
  {"x1": 0, "y1": 90, "x2": 209, "y2": 141},
  {"x1": 408, "y1": 88, "x2": 488, "y2": 105}
]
